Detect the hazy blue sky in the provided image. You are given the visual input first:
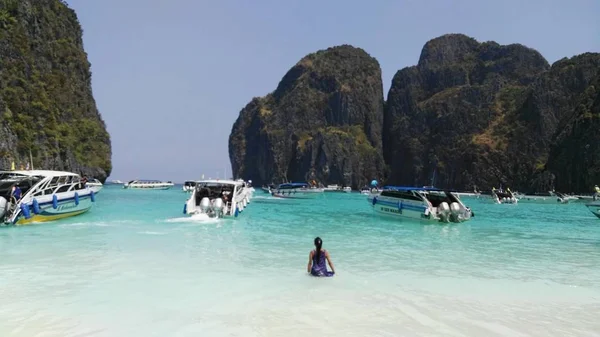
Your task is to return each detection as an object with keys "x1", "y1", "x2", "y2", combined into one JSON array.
[{"x1": 68, "y1": 0, "x2": 599, "y2": 182}]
